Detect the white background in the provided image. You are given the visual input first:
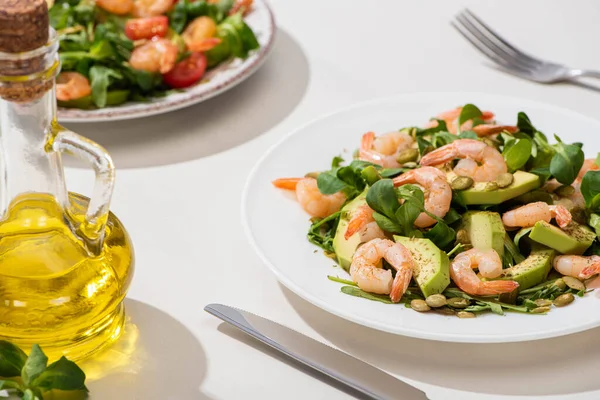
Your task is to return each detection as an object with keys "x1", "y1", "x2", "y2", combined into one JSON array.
[{"x1": 61, "y1": 1, "x2": 600, "y2": 399}]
